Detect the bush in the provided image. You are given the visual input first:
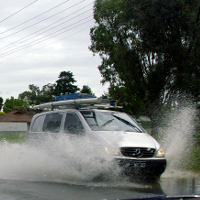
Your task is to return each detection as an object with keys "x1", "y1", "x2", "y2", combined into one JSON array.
[{"x1": 0, "y1": 111, "x2": 5, "y2": 116}]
